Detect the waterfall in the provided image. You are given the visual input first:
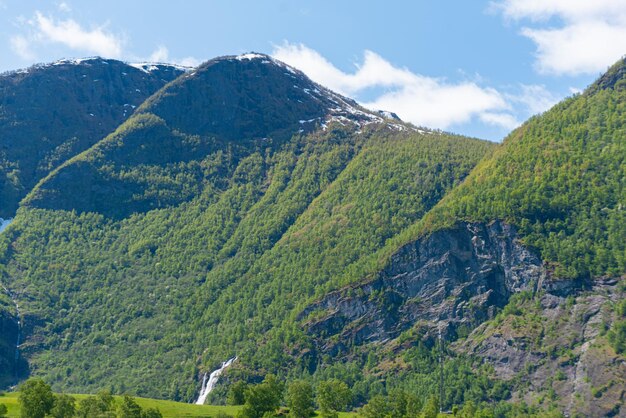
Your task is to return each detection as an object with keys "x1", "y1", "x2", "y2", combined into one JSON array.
[
  {"x1": 195, "y1": 357, "x2": 237, "y2": 405},
  {"x1": 0, "y1": 218, "x2": 12, "y2": 233}
]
